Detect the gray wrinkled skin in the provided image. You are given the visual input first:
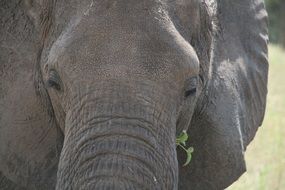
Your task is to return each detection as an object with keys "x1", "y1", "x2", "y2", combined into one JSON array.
[{"x1": 0, "y1": 0, "x2": 268, "y2": 189}]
